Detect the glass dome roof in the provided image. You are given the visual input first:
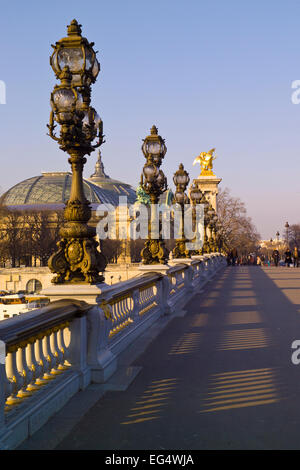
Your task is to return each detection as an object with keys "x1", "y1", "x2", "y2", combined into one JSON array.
[
  {"x1": 2, "y1": 151, "x2": 173, "y2": 210},
  {"x1": 2, "y1": 172, "x2": 137, "y2": 210}
]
